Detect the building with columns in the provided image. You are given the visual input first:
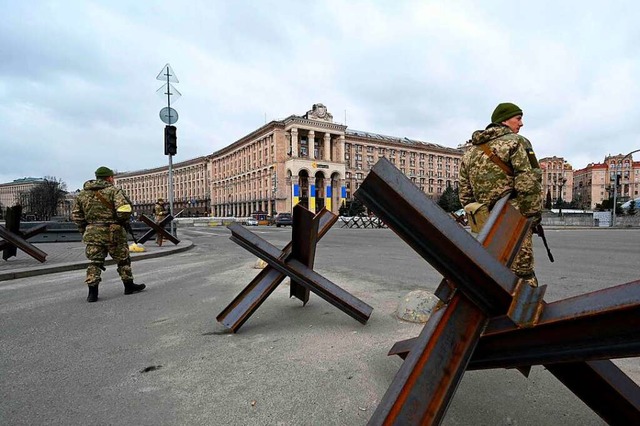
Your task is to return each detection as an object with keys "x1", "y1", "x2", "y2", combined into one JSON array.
[
  {"x1": 539, "y1": 156, "x2": 573, "y2": 206},
  {"x1": 114, "y1": 103, "x2": 463, "y2": 217}
]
